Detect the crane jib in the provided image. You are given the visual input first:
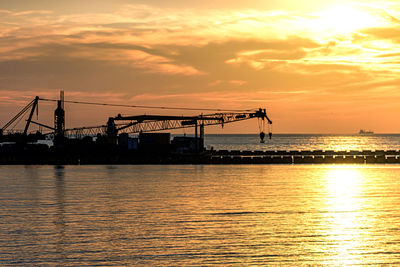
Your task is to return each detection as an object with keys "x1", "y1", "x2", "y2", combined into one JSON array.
[{"x1": 1, "y1": 94, "x2": 273, "y2": 141}]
